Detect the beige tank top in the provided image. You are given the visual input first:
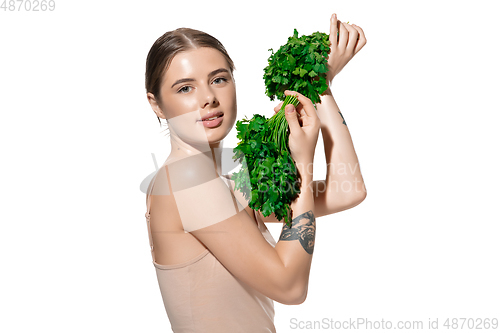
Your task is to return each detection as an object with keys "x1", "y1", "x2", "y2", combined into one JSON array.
[{"x1": 145, "y1": 169, "x2": 277, "y2": 333}]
